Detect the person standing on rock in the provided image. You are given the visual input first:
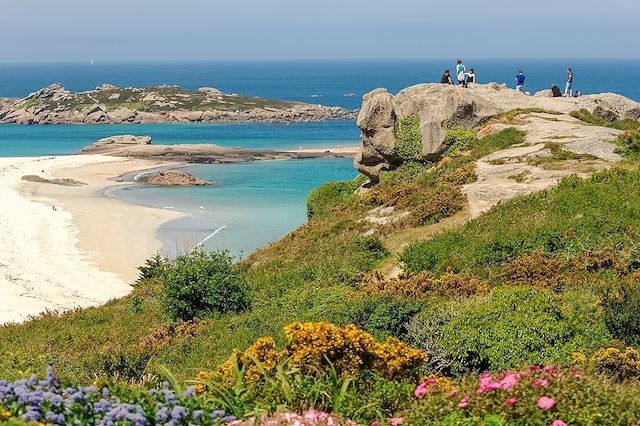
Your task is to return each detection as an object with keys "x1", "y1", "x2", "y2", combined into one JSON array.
[
  {"x1": 515, "y1": 70, "x2": 526, "y2": 92},
  {"x1": 441, "y1": 70, "x2": 454, "y2": 85},
  {"x1": 456, "y1": 59, "x2": 467, "y2": 87},
  {"x1": 564, "y1": 67, "x2": 574, "y2": 97}
]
